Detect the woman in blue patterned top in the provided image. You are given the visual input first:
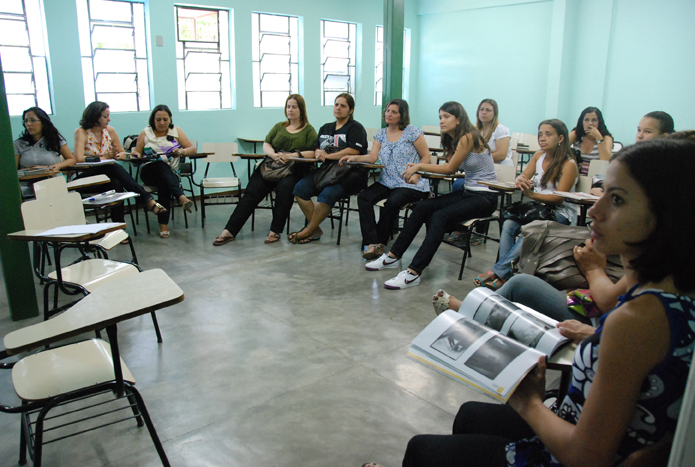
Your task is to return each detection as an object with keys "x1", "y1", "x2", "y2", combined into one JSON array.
[
  {"x1": 399, "y1": 138, "x2": 695, "y2": 467},
  {"x1": 342, "y1": 99, "x2": 431, "y2": 259},
  {"x1": 364, "y1": 101, "x2": 497, "y2": 290}
]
